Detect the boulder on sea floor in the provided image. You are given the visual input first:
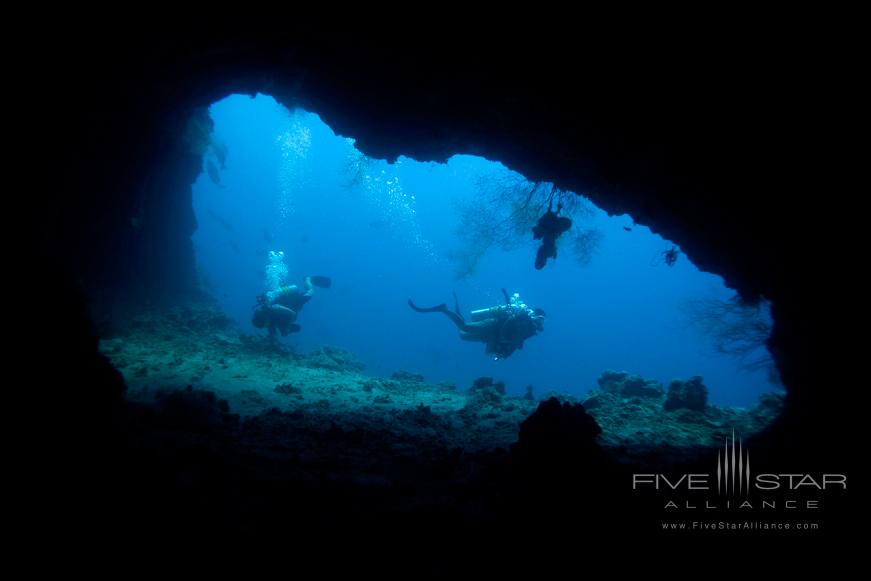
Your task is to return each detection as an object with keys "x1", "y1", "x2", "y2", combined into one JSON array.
[
  {"x1": 465, "y1": 377, "x2": 506, "y2": 408},
  {"x1": 664, "y1": 376, "x2": 708, "y2": 412},
  {"x1": 471, "y1": 376, "x2": 505, "y2": 395},
  {"x1": 597, "y1": 370, "x2": 664, "y2": 398}
]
